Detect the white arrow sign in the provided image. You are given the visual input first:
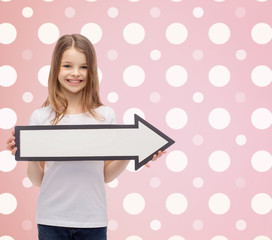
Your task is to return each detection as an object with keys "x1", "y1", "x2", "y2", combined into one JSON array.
[{"x1": 15, "y1": 114, "x2": 175, "y2": 170}]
